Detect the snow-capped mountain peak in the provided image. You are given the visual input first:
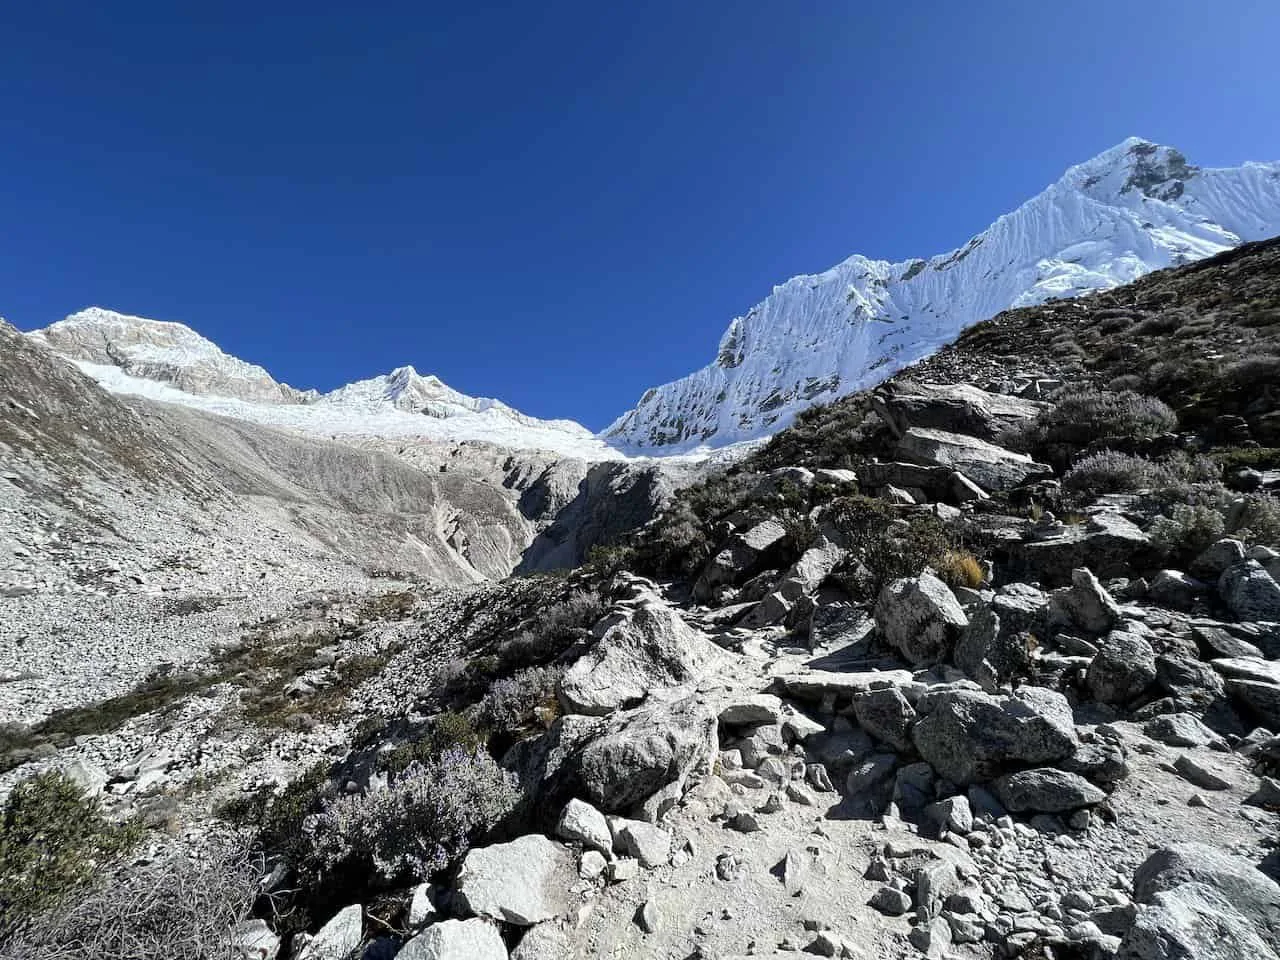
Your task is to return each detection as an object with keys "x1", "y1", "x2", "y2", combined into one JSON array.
[
  {"x1": 29, "y1": 307, "x2": 317, "y2": 404},
  {"x1": 26, "y1": 310, "x2": 608, "y2": 458},
  {"x1": 603, "y1": 138, "x2": 1280, "y2": 453}
]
